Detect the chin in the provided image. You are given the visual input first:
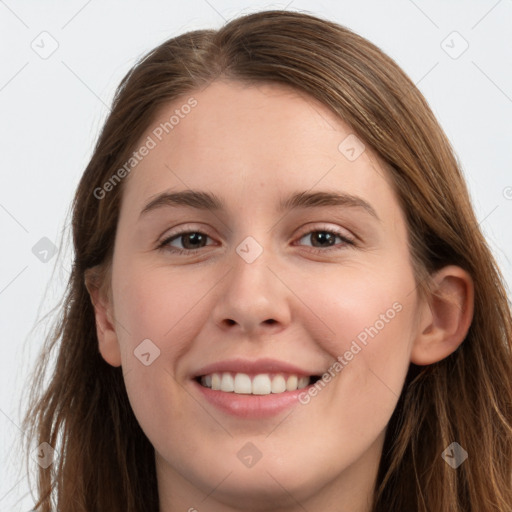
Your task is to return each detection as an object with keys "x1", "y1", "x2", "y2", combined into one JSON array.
[{"x1": 190, "y1": 451, "x2": 326, "y2": 505}]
